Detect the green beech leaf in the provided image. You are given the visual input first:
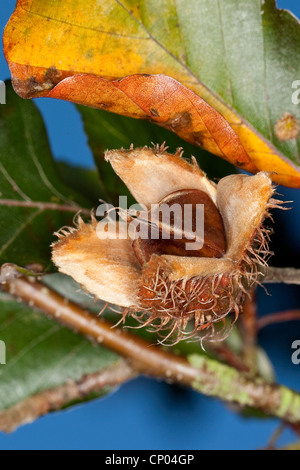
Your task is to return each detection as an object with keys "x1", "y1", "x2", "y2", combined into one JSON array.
[
  {"x1": 4, "y1": 0, "x2": 300, "y2": 186},
  {"x1": 0, "y1": 82, "x2": 92, "y2": 270},
  {"x1": 0, "y1": 288, "x2": 120, "y2": 413},
  {"x1": 78, "y1": 106, "x2": 236, "y2": 205}
]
